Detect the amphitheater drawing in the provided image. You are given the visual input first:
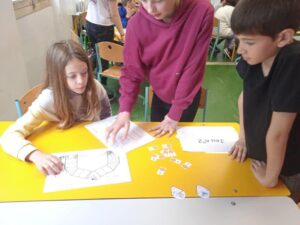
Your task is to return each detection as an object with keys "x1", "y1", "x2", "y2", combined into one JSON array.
[{"x1": 59, "y1": 150, "x2": 120, "y2": 180}]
